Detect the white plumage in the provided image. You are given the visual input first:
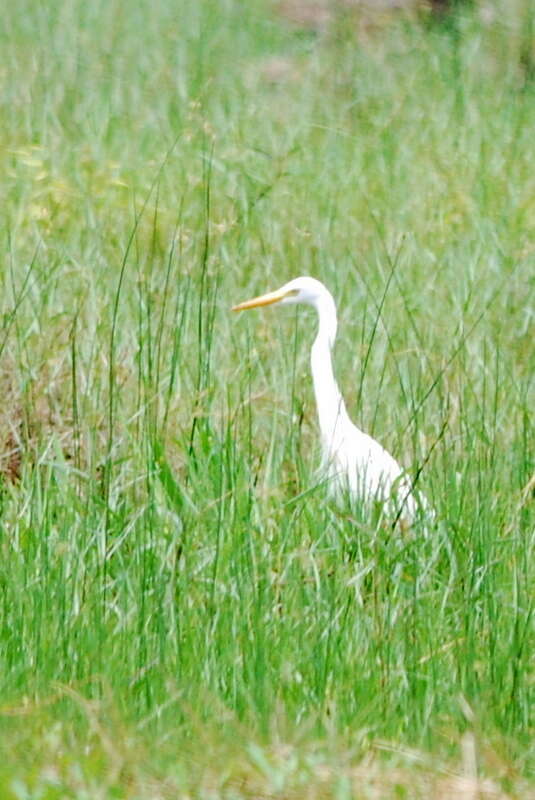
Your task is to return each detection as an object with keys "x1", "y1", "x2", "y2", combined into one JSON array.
[{"x1": 233, "y1": 276, "x2": 425, "y2": 521}]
